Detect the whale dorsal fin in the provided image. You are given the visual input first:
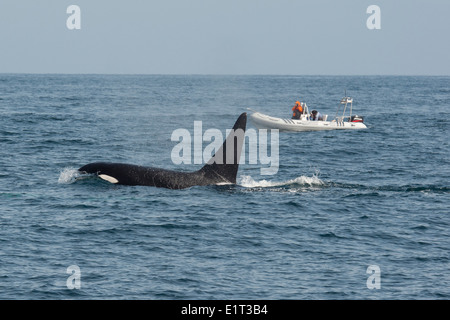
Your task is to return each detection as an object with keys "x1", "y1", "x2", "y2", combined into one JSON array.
[{"x1": 199, "y1": 112, "x2": 247, "y2": 184}]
